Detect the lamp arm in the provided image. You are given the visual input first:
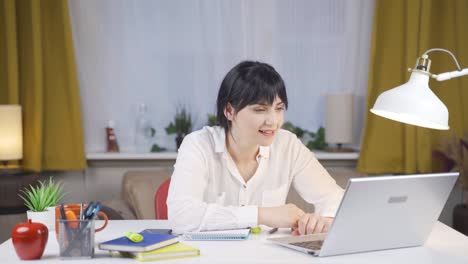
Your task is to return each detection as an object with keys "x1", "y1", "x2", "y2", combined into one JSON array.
[
  {"x1": 423, "y1": 48, "x2": 462, "y2": 71},
  {"x1": 435, "y1": 68, "x2": 468, "y2": 81},
  {"x1": 421, "y1": 48, "x2": 468, "y2": 81}
]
